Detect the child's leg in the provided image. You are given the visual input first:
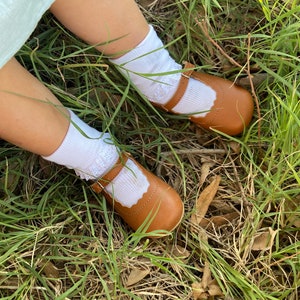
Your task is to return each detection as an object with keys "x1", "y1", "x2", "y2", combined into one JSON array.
[
  {"x1": 50, "y1": 0, "x2": 254, "y2": 136},
  {"x1": 0, "y1": 58, "x2": 183, "y2": 233},
  {"x1": 0, "y1": 58, "x2": 69, "y2": 156},
  {"x1": 50, "y1": 0, "x2": 149, "y2": 57}
]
